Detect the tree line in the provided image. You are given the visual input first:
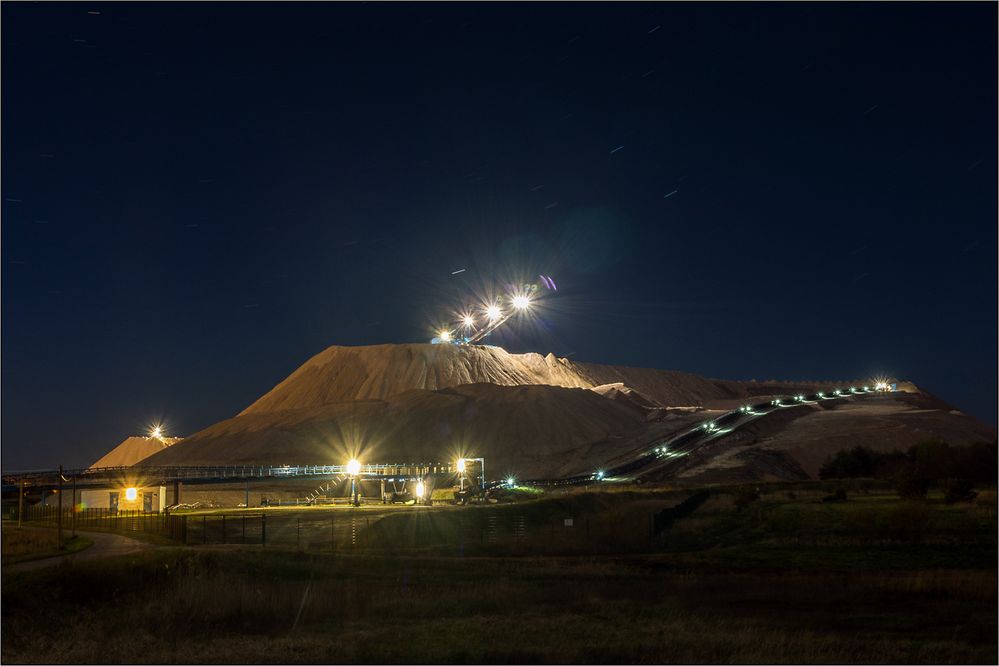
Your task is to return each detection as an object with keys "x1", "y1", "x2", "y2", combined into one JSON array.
[{"x1": 819, "y1": 439, "x2": 997, "y2": 502}]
